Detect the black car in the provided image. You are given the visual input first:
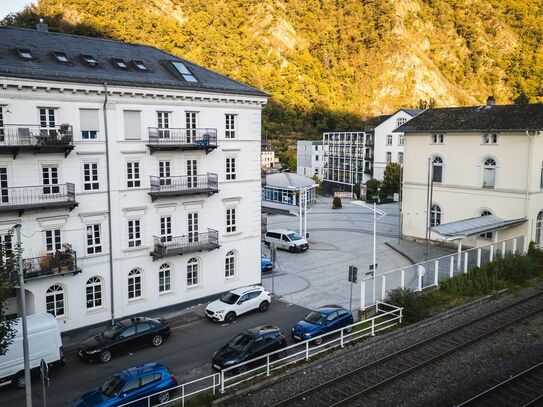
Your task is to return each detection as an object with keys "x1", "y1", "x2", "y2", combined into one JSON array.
[
  {"x1": 78, "y1": 317, "x2": 171, "y2": 363},
  {"x1": 212, "y1": 325, "x2": 287, "y2": 373}
]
